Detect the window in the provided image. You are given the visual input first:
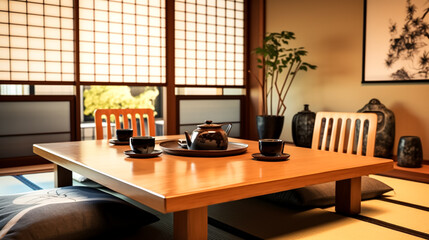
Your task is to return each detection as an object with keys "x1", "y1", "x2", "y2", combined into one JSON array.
[
  {"x1": 1, "y1": 0, "x2": 249, "y2": 144},
  {"x1": 1, "y1": 0, "x2": 246, "y2": 87}
]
